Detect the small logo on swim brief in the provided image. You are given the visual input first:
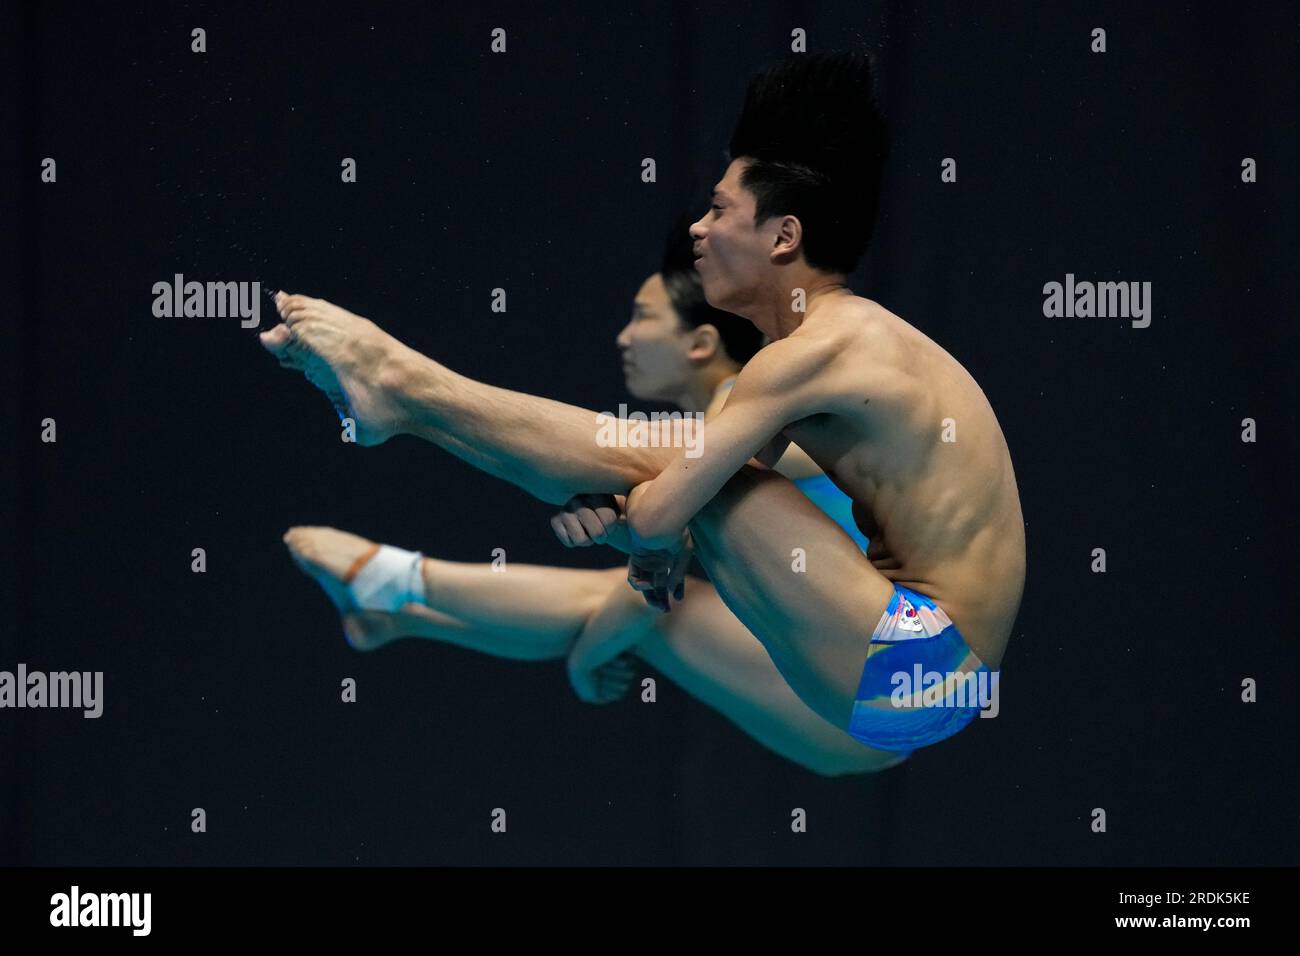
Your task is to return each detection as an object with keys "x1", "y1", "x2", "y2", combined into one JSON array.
[{"x1": 897, "y1": 598, "x2": 923, "y2": 633}]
